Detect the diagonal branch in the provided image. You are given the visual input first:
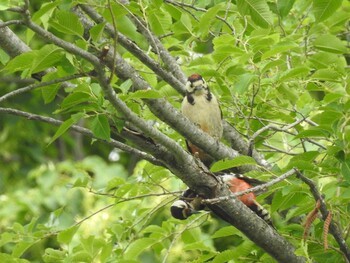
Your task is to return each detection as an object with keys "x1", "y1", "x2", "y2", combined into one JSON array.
[
  {"x1": 296, "y1": 169, "x2": 350, "y2": 261},
  {"x1": 0, "y1": 107, "x2": 163, "y2": 166},
  {"x1": 77, "y1": 4, "x2": 186, "y2": 94},
  {"x1": 0, "y1": 73, "x2": 86, "y2": 103}
]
